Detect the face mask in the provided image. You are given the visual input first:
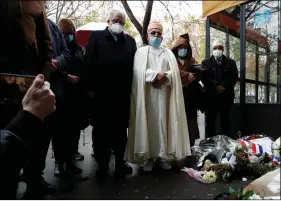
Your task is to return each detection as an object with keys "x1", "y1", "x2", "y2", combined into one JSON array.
[
  {"x1": 178, "y1": 48, "x2": 187, "y2": 57},
  {"x1": 110, "y1": 23, "x2": 123, "y2": 35},
  {"x1": 68, "y1": 35, "x2": 74, "y2": 42},
  {"x1": 149, "y1": 36, "x2": 162, "y2": 48},
  {"x1": 213, "y1": 50, "x2": 223, "y2": 58}
]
